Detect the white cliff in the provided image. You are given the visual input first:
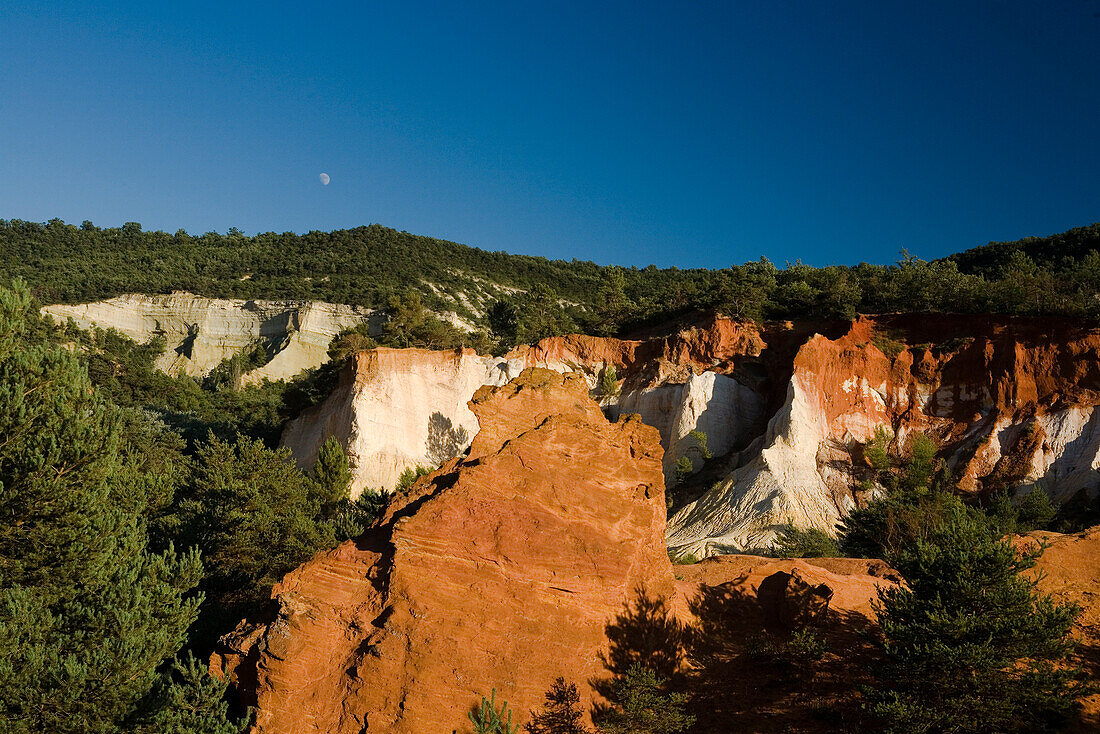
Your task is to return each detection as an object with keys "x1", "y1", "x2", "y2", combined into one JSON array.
[{"x1": 43, "y1": 292, "x2": 380, "y2": 381}]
